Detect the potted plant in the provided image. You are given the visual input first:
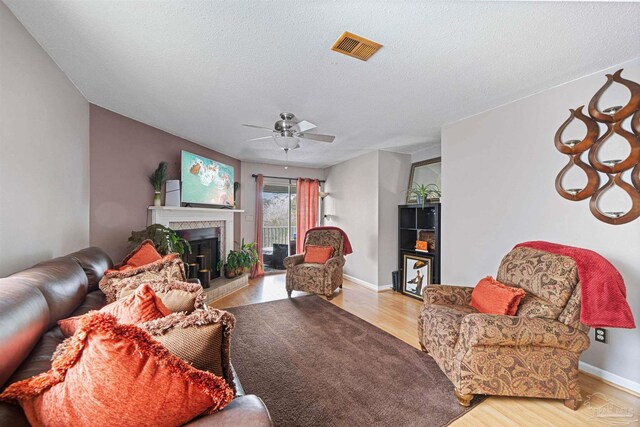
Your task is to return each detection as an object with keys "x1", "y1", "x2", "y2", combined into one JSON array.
[
  {"x1": 128, "y1": 224, "x2": 191, "y2": 256},
  {"x1": 149, "y1": 161, "x2": 168, "y2": 206},
  {"x1": 218, "y1": 239, "x2": 261, "y2": 278},
  {"x1": 409, "y1": 184, "x2": 442, "y2": 209}
]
